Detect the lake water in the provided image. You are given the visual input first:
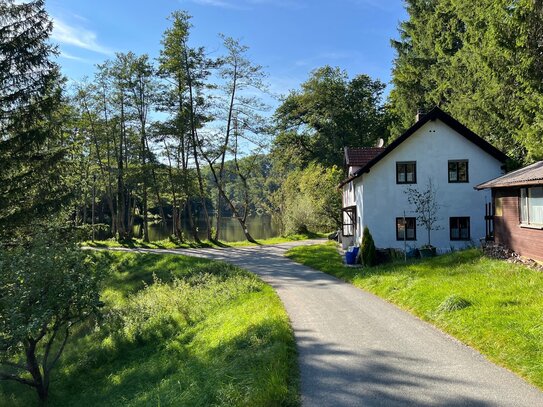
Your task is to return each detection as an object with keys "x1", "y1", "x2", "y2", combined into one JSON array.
[{"x1": 133, "y1": 215, "x2": 282, "y2": 242}]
